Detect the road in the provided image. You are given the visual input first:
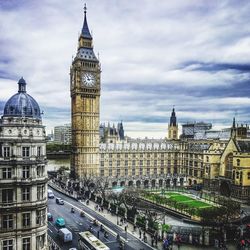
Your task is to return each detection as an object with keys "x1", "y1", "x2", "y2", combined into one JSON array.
[{"x1": 48, "y1": 187, "x2": 153, "y2": 250}]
